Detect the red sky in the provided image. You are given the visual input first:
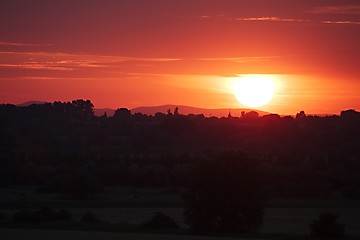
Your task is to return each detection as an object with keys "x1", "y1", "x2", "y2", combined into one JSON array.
[{"x1": 1, "y1": 0, "x2": 360, "y2": 114}]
